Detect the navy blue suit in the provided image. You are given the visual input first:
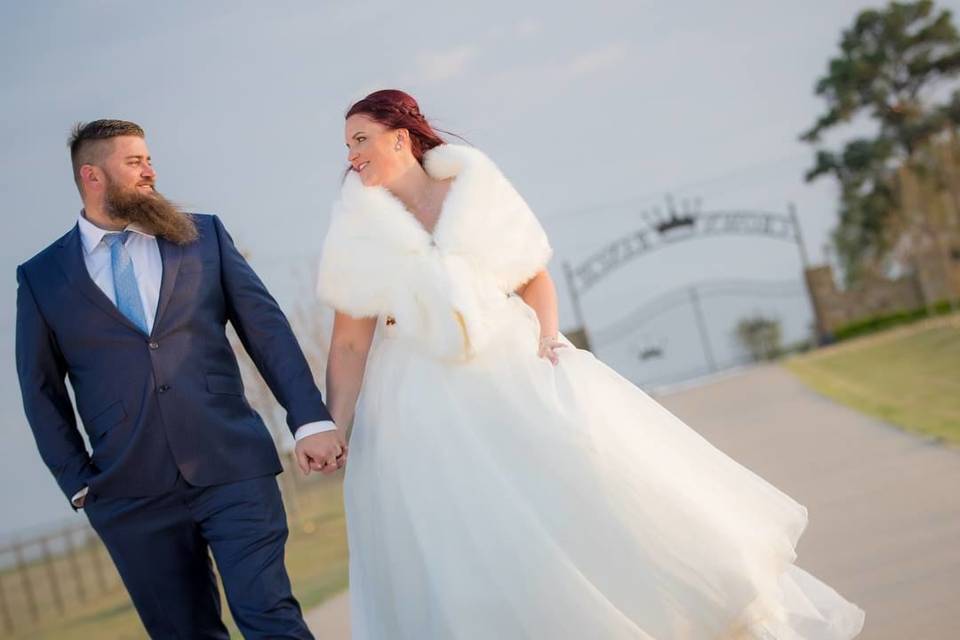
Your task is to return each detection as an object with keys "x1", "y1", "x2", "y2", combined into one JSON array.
[{"x1": 16, "y1": 214, "x2": 331, "y2": 638}]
